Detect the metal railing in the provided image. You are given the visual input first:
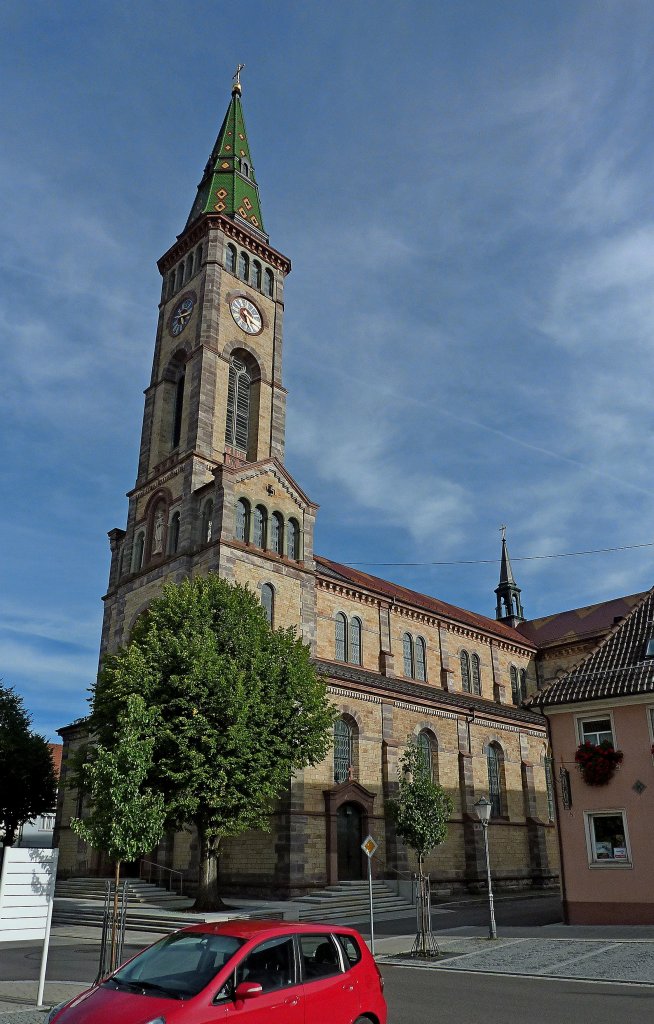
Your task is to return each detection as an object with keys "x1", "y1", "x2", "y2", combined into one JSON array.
[{"x1": 139, "y1": 859, "x2": 184, "y2": 896}]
